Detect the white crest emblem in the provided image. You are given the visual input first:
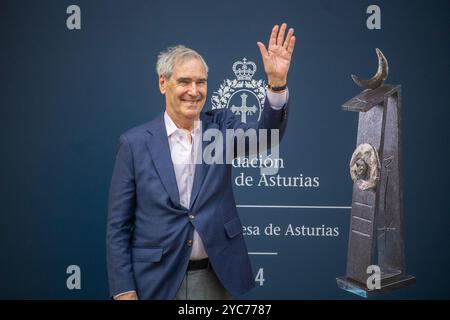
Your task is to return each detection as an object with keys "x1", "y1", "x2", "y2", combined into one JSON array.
[{"x1": 211, "y1": 58, "x2": 266, "y2": 123}]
